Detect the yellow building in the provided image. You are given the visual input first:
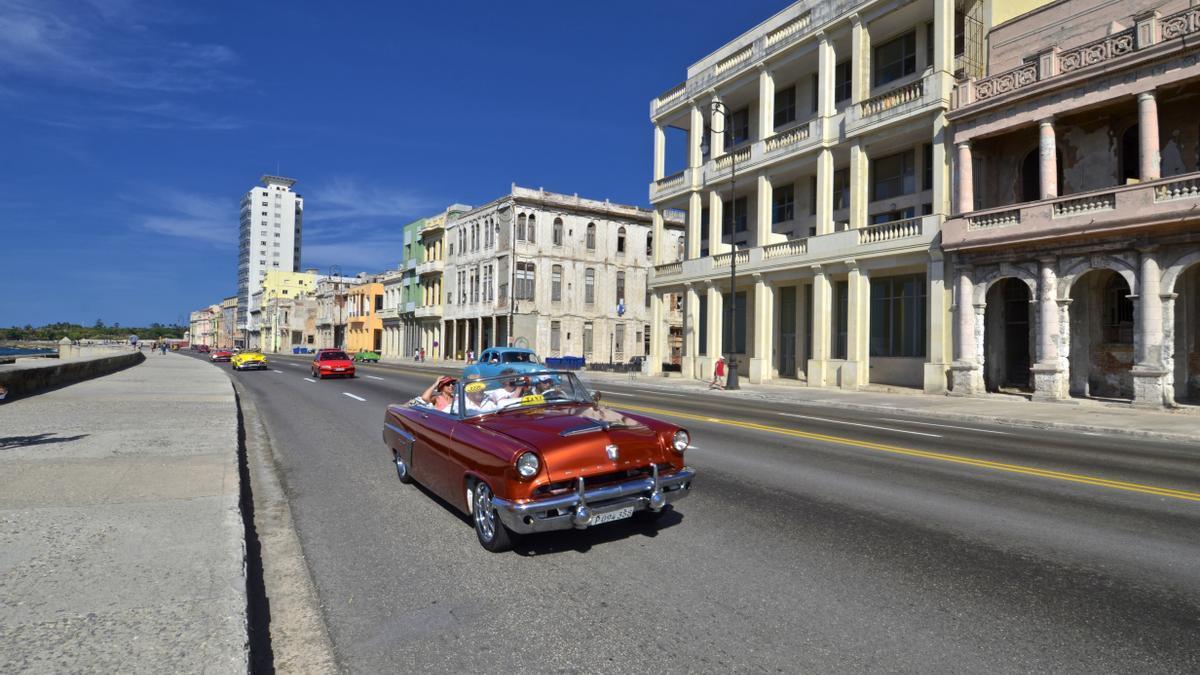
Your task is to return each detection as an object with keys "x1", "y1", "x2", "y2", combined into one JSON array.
[
  {"x1": 261, "y1": 270, "x2": 319, "y2": 353},
  {"x1": 346, "y1": 280, "x2": 384, "y2": 354},
  {"x1": 261, "y1": 269, "x2": 319, "y2": 302}
]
